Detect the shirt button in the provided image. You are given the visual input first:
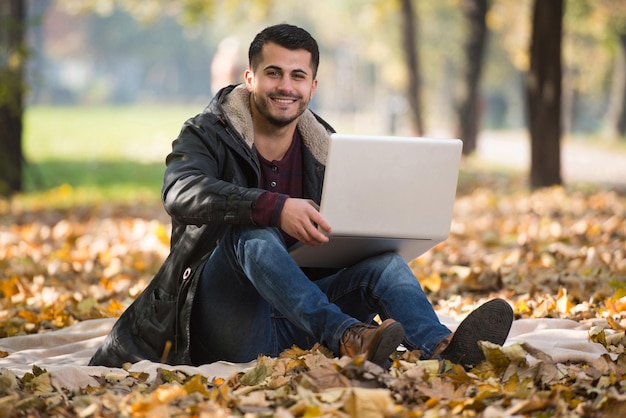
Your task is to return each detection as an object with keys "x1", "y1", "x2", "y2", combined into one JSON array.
[
  {"x1": 270, "y1": 181, "x2": 277, "y2": 188},
  {"x1": 272, "y1": 165, "x2": 278, "y2": 172}
]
